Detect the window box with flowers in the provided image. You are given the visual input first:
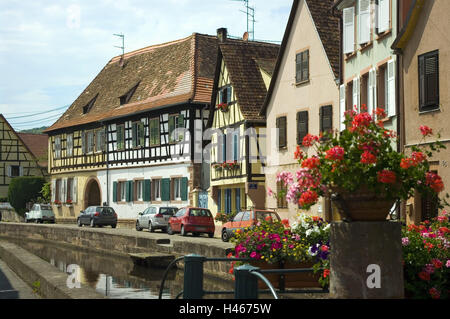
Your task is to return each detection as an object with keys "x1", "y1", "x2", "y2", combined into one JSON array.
[
  {"x1": 53, "y1": 200, "x2": 62, "y2": 207},
  {"x1": 228, "y1": 216, "x2": 330, "y2": 289},
  {"x1": 65, "y1": 199, "x2": 73, "y2": 207},
  {"x1": 217, "y1": 103, "x2": 229, "y2": 113},
  {"x1": 276, "y1": 107, "x2": 449, "y2": 222},
  {"x1": 221, "y1": 161, "x2": 240, "y2": 171}
]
